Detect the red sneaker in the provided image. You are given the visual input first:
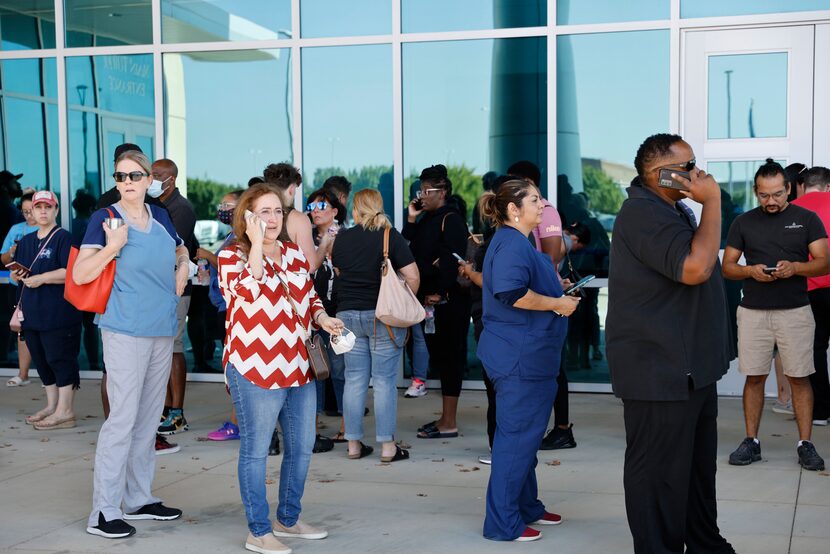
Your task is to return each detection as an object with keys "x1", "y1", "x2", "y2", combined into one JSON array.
[
  {"x1": 532, "y1": 511, "x2": 562, "y2": 525},
  {"x1": 514, "y1": 527, "x2": 542, "y2": 542}
]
